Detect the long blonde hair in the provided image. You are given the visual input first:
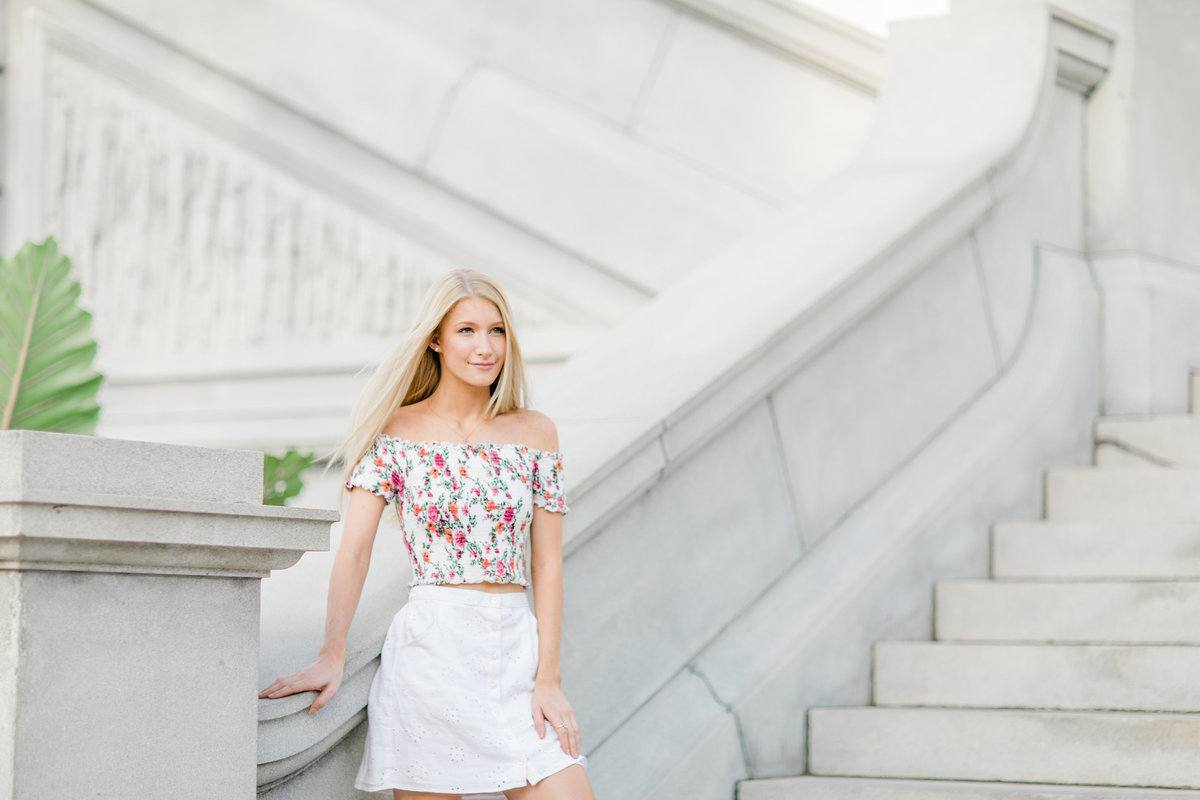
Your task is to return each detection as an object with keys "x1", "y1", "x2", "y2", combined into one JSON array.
[{"x1": 326, "y1": 268, "x2": 529, "y2": 504}]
